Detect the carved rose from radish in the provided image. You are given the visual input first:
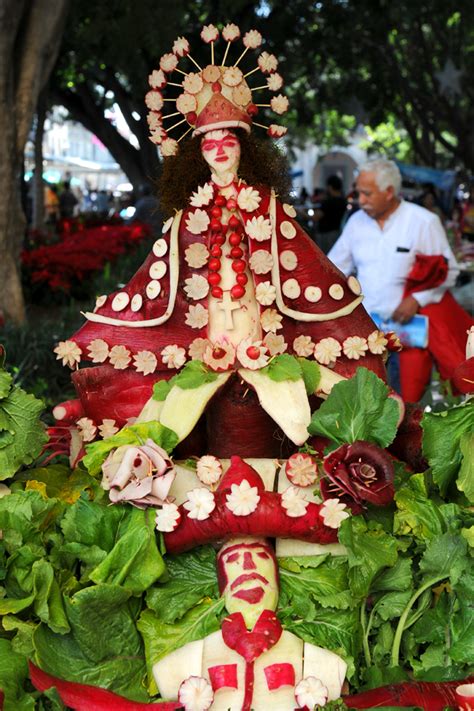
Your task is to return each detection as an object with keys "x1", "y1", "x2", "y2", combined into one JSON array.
[
  {"x1": 101, "y1": 439, "x2": 175, "y2": 508},
  {"x1": 321, "y1": 440, "x2": 395, "y2": 513}
]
